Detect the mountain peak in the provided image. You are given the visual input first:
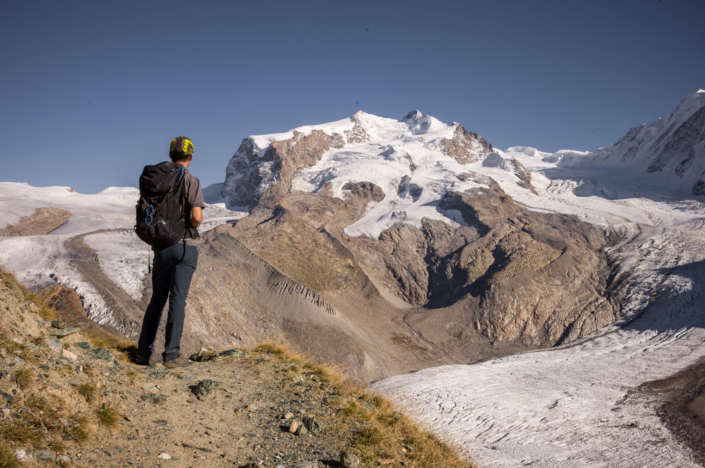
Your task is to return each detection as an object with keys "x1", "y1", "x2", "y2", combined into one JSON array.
[{"x1": 402, "y1": 110, "x2": 423, "y2": 121}]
